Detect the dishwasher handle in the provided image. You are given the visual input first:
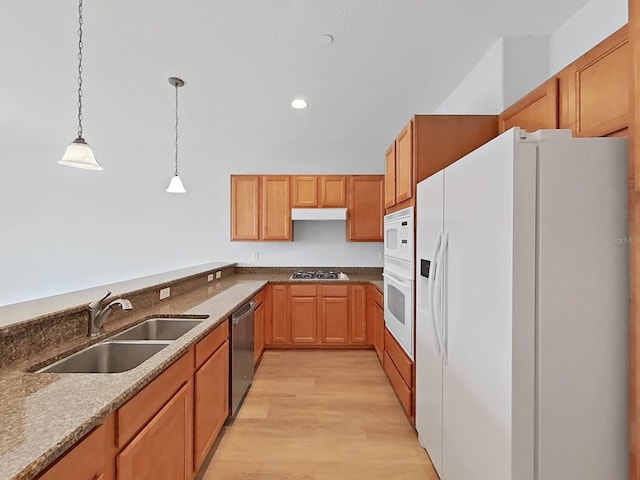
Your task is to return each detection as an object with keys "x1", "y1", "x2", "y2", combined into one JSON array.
[{"x1": 232, "y1": 301, "x2": 257, "y2": 324}]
